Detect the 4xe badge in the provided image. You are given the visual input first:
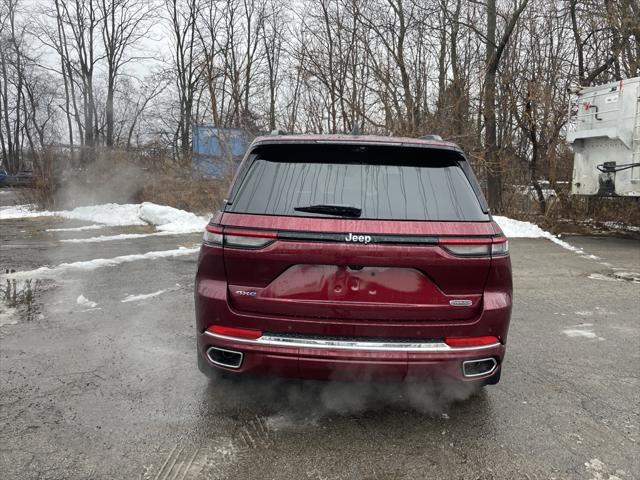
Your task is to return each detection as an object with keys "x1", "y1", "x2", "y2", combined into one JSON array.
[
  {"x1": 345, "y1": 233, "x2": 372, "y2": 244},
  {"x1": 449, "y1": 299, "x2": 473, "y2": 306},
  {"x1": 236, "y1": 290, "x2": 257, "y2": 297}
]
